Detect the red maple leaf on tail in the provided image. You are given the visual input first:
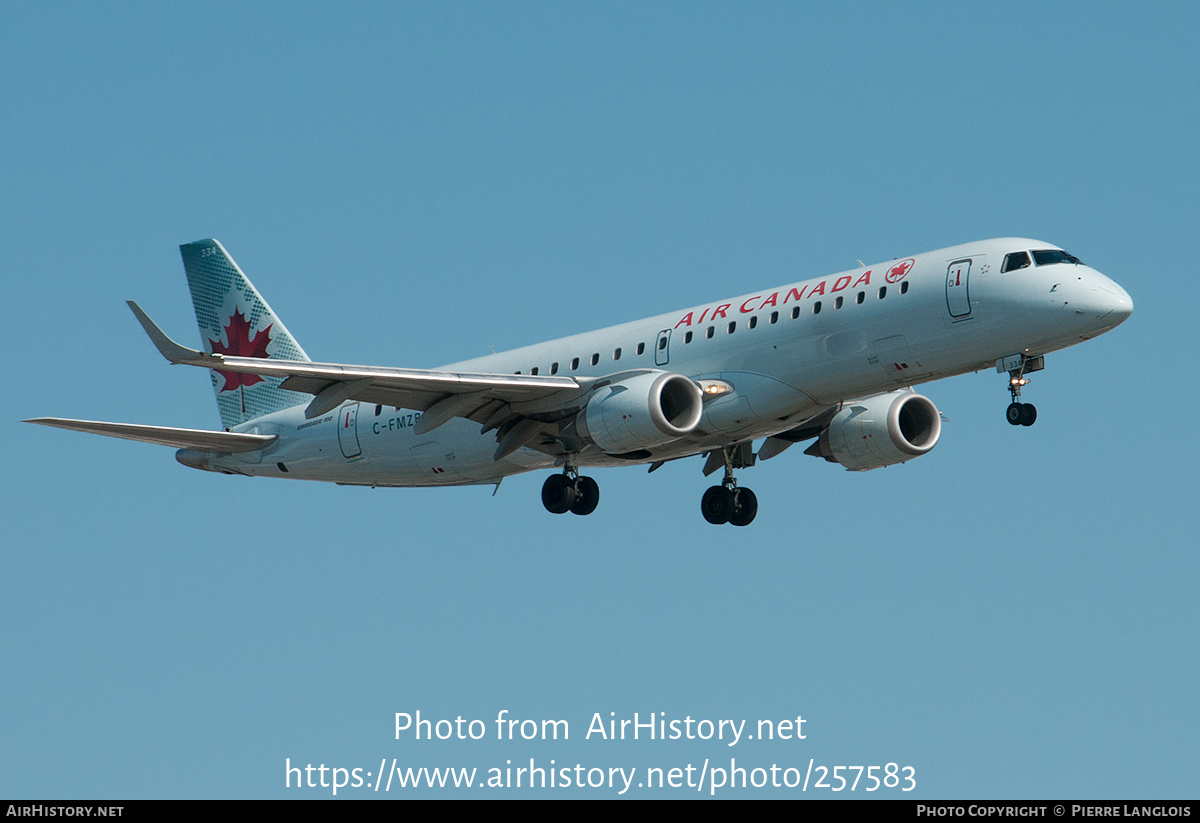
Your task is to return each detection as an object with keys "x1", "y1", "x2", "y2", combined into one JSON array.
[{"x1": 209, "y1": 308, "x2": 273, "y2": 407}]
